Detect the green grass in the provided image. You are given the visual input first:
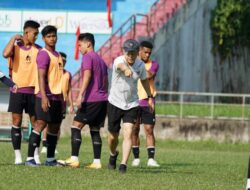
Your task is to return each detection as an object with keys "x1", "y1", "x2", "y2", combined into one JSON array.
[
  {"x1": 156, "y1": 102, "x2": 250, "y2": 119},
  {"x1": 0, "y1": 137, "x2": 249, "y2": 190}
]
